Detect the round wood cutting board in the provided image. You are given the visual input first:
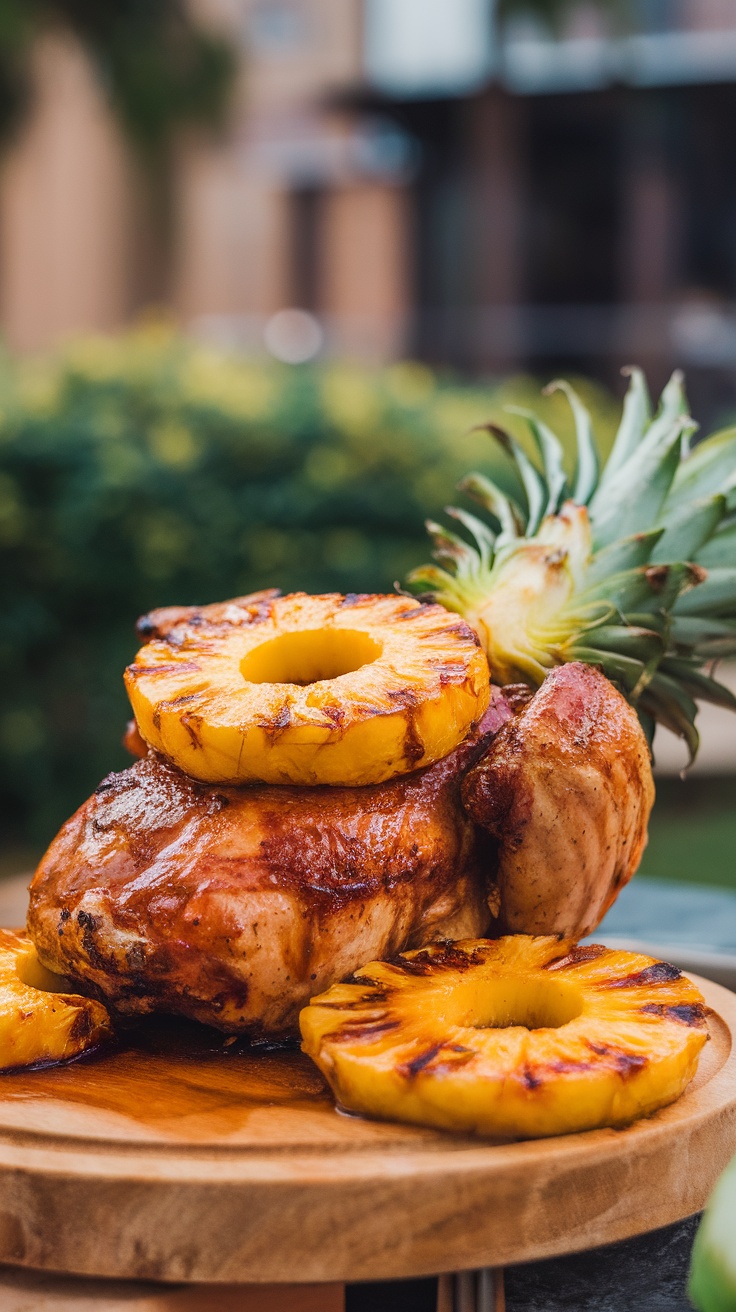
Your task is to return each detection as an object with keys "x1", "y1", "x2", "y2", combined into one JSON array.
[{"x1": 0, "y1": 973, "x2": 733, "y2": 1286}]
